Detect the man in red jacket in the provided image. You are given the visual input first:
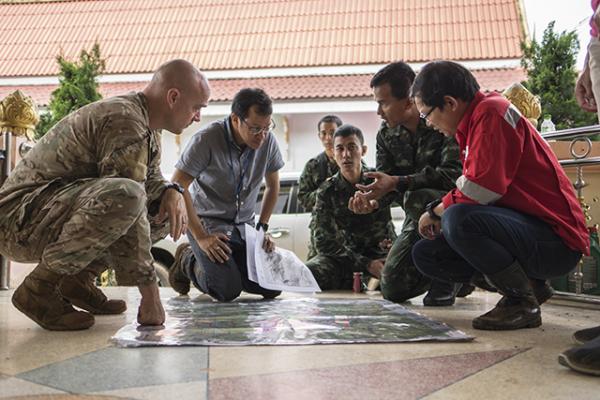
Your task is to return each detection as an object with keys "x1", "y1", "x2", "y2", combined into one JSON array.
[{"x1": 410, "y1": 61, "x2": 588, "y2": 331}]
